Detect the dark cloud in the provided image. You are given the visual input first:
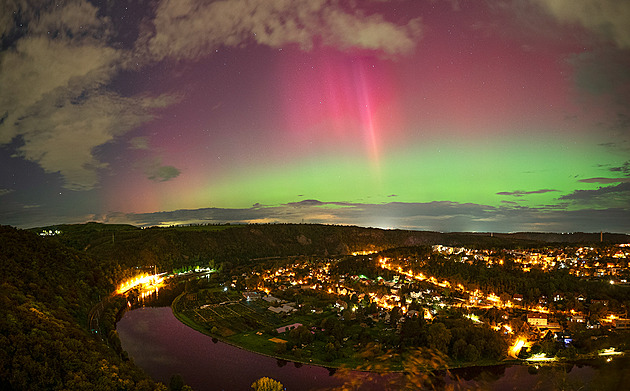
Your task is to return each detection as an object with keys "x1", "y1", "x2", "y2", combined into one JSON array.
[
  {"x1": 559, "y1": 183, "x2": 630, "y2": 208},
  {"x1": 496, "y1": 189, "x2": 558, "y2": 197},
  {"x1": 146, "y1": 165, "x2": 181, "y2": 182},
  {"x1": 534, "y1": 0, "x2": 630, "y2": 48},
  {"x1": 609, "y1": 160, "x2": 630, "y2": 176},
  {"x1": 579, "y1": 177, "x2": 630, "y2": 184},
  {"x1": 90, "y1": 199, "x2": 629, "y2": 234},
  {"x1": 287, "y1": 199, "x2": 326, "y2": 207},
  {"x1": 568, "y1": 50, "x2": 630, "y2": 96}
]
